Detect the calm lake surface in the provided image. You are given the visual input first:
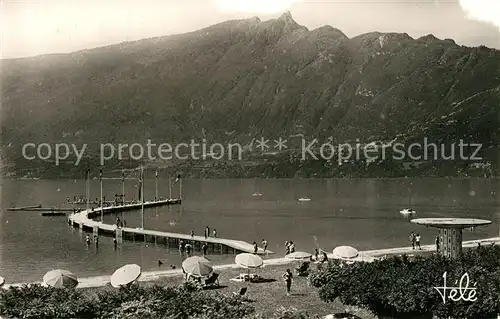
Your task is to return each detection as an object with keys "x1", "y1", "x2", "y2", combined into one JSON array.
[{"x1": 1, "y1": 178, "x2": 499, "y2": 283}]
